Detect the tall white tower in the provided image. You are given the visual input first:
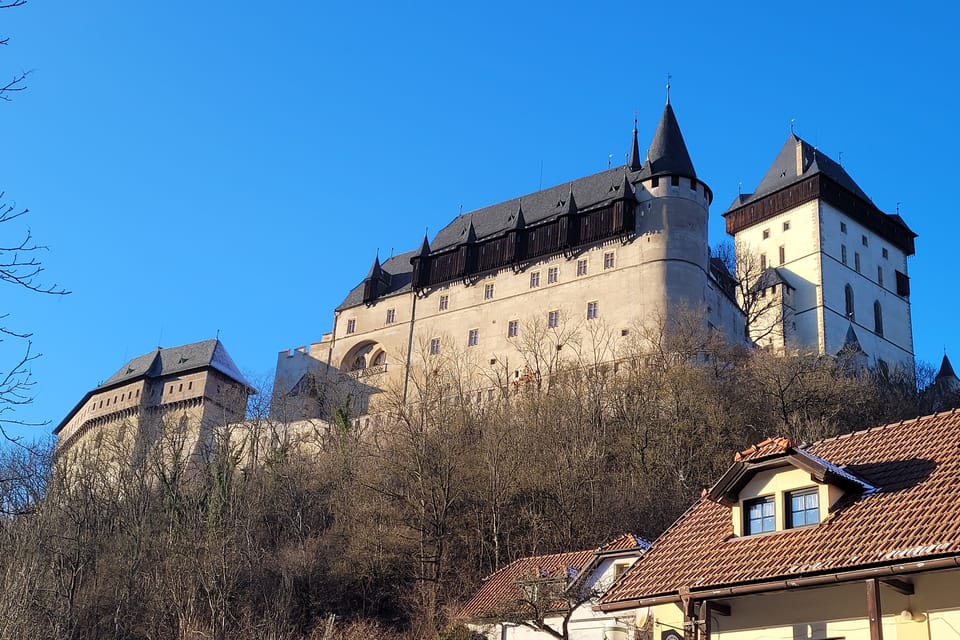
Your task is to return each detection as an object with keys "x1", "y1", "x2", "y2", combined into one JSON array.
[{"x1": 724, "y1": 134, "x2": 916, "y2": 374}]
